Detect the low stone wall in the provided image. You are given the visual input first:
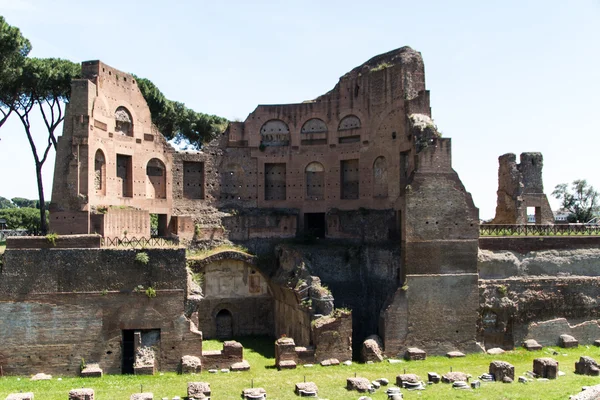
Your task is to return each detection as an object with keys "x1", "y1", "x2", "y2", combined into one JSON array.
[
  {"x1": 479, "y1": 236, "x2": 600, "y2": 254},
  {"x1": 6, "y1": 234, "x2": 101, "y2": 249},
  {"x1": 478, "y1": 248, "x2": 600, "y2": 279},
  {"x1": 1, "y1": 248, "x2": 186, "y2": 296}
]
